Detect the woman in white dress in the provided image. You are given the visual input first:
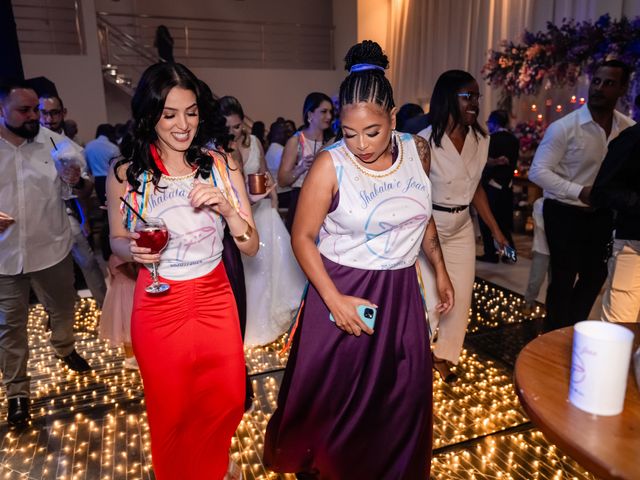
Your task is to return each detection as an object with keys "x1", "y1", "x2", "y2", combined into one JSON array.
[
  {"x1": 277, "y1": 92, "x2": 334, "y2": 231},
  {"x1": 418, "y1": 70, "x2": 509, "y2": 382},
  {"x1": 220, "y1": 96, "x2": 306, "y2": 346}
]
